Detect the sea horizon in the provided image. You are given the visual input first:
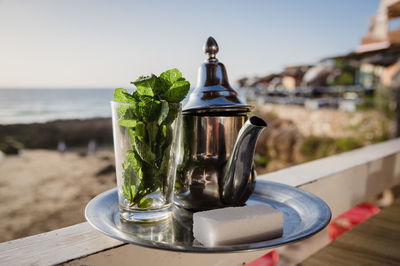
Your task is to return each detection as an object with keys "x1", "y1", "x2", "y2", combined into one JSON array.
[
  {"x1": 0, "y1": 86, "x2": 249, "y2": 125},
  {"x1": 0, "y1": 87, "x2": 202, "y2": 125},
  {"x1": 0, "y1": 87, "x2": 117, "y2": 90},
  {"x1": 0, "y1": 88, "x2": 115, "y2": 125}
]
